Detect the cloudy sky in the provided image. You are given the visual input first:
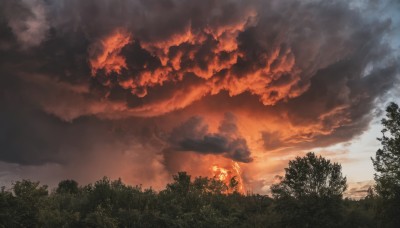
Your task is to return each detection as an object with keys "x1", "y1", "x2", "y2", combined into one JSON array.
[{"x1": 0, "y1": 0, "x2": 399, "y2": 197}]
